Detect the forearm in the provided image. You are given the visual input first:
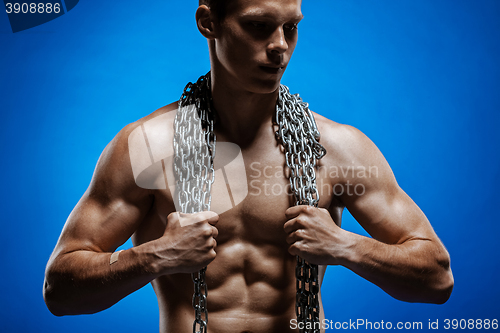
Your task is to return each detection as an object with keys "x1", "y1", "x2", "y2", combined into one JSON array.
[
  {"x1": 339, "y1": 230, "x2": 453, "y2": 304},
  {"x1": 44, "y1": 242, "x2": 160, "y2": 316}
]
